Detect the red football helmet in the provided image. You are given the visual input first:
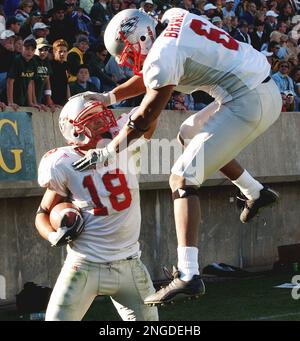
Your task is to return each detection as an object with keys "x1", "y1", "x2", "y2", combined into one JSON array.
[{"x1": 59, "y1": 94, "x2": 118, "y2": 147}]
